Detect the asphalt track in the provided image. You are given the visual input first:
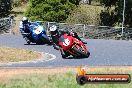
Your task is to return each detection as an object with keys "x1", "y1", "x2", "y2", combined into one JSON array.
[{"x1": 0, "y1": 34, "x2": 132, "y2": 67}]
